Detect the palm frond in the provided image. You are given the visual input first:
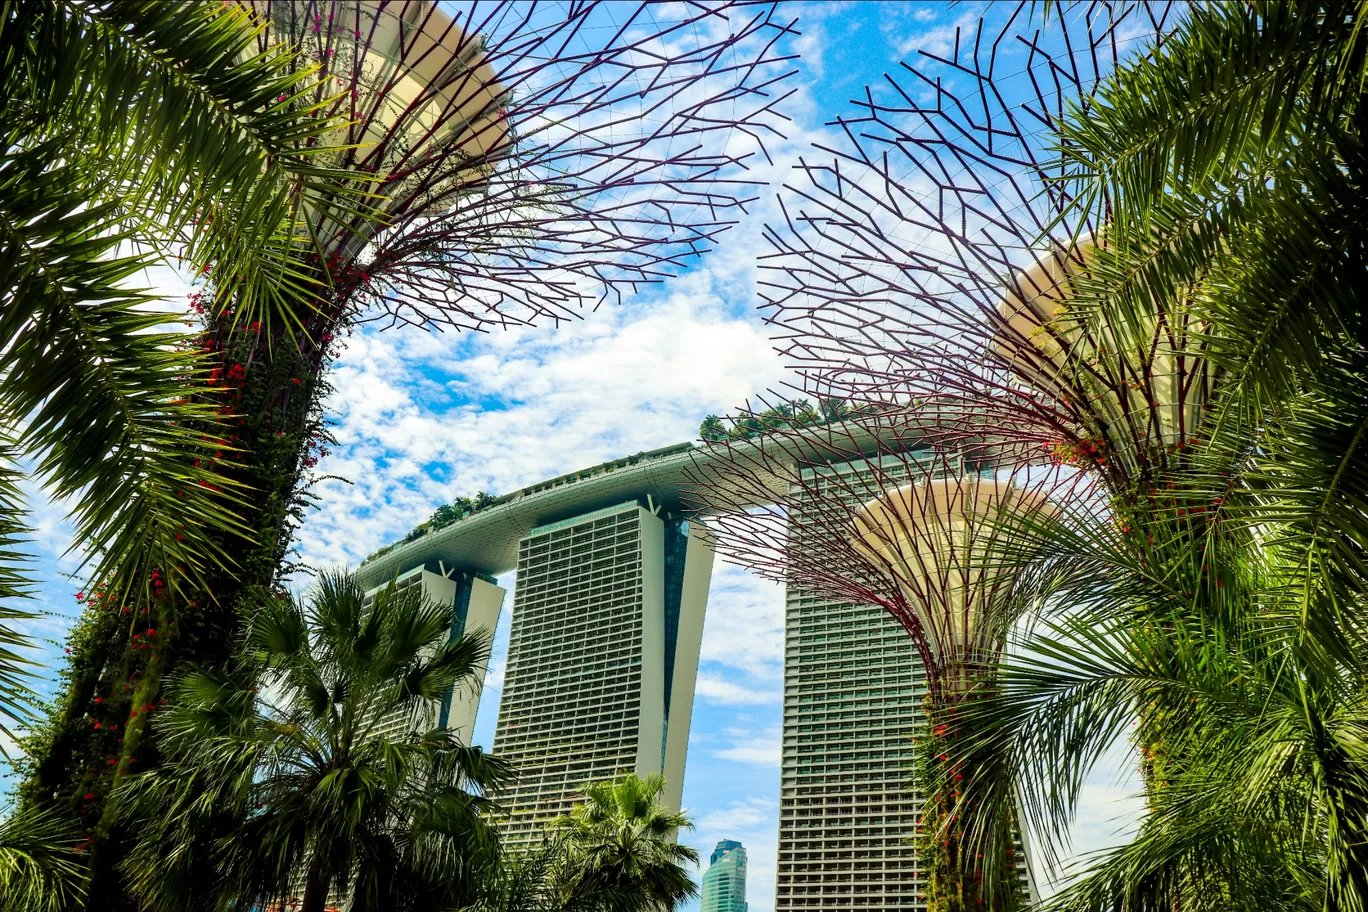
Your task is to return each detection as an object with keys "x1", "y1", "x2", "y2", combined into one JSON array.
[
  {"x1": 0, "y1": 448, "x2": 39, "y2": 738},
  {"x1": 0, "y1": 806, "x2": 87, "y2": 912},
  {"x1": 0, "y1": 136, "x2": 248, "y2": 600}
]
